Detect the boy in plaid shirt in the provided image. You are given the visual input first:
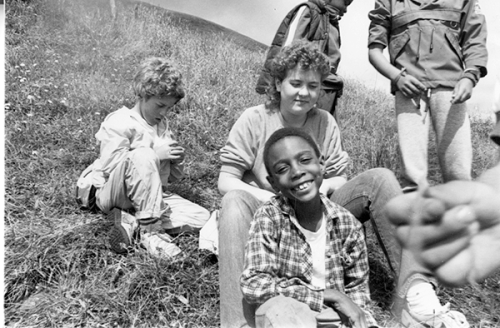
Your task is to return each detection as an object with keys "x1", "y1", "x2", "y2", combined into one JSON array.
[{"x1": 240, "y1": 127, "x2": 378, "y2": 328}]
